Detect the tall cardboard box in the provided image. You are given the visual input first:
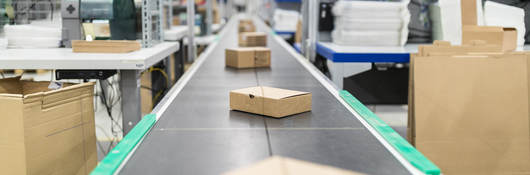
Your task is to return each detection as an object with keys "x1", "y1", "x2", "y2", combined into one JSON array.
[
  {"x1": 239, "y1": 32, "x2": 267, "y2": 47},
  {"x1": 409, "y1": 48, "x2": 530, "y2": 174},
  {"x1": 461, "y1": 0, "x2": 517, "y2": 51},
  {"x1": 223, "y1": 156, "x2": 365, "y2": 175},
  {"x1": 0, "y1": 77, "x2": 97, "y2": 175},
  {"x1": 225, "y1": 47, "x2": 271, "y2": 68},
  {"x1": 230, "y1": 86, "x2": 312, "y2": 118}
]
